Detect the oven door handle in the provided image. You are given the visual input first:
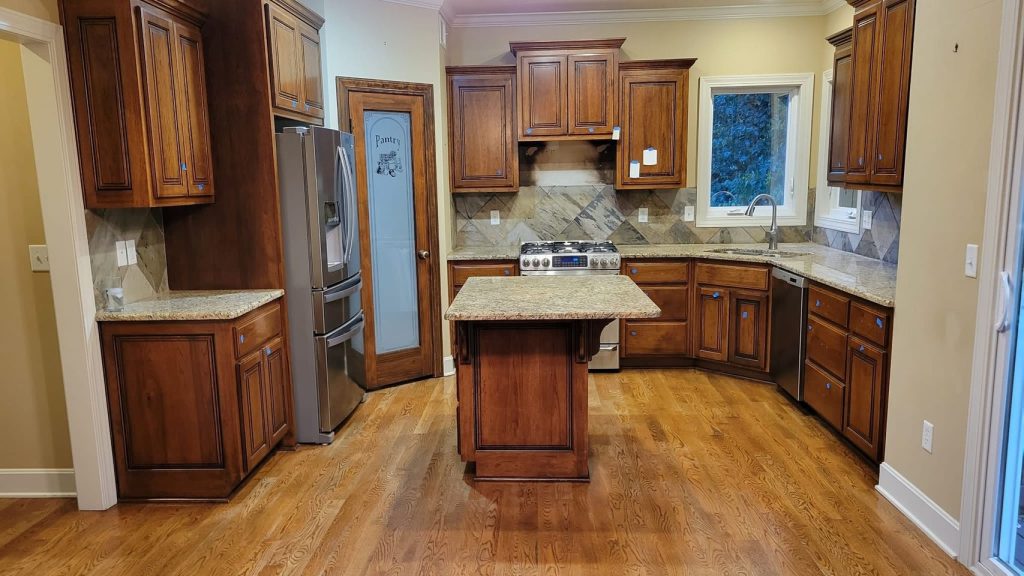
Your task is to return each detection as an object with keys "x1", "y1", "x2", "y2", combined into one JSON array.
[{"x1": 326, "y1": 313, "x2": 365, "y2": 348}]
